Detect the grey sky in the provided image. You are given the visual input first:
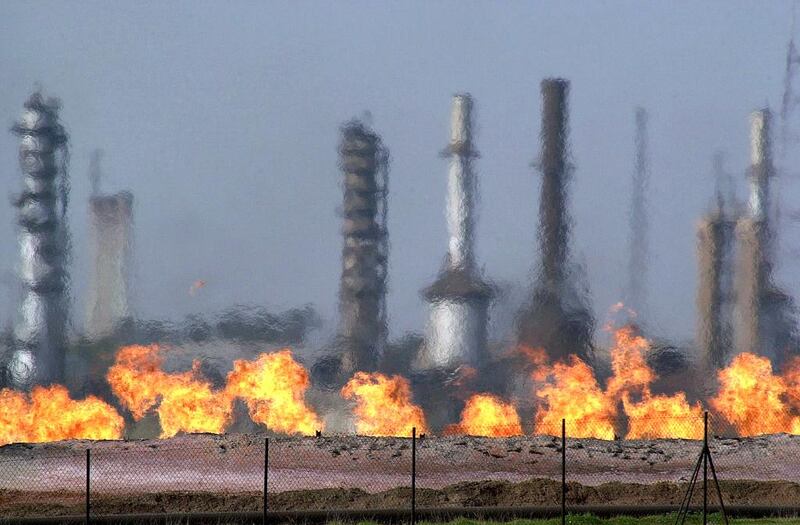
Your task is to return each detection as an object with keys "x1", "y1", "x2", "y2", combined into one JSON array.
[{"x1": 0, "y1": 1, "x2": 797, "y2": 345}]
